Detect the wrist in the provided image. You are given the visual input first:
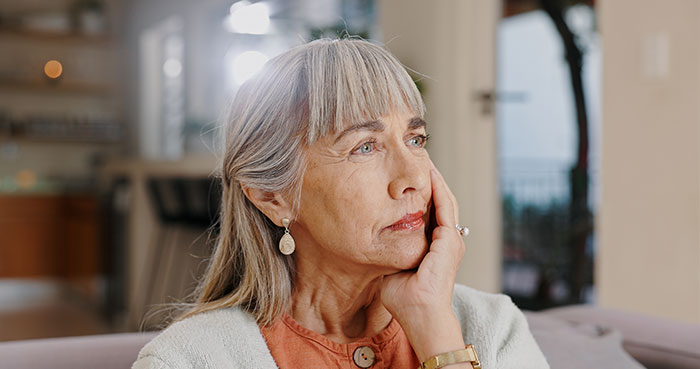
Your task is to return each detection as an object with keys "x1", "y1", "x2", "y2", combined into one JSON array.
[
  {"x1": 397, "y1": 310, "x2": 466, "y2": 362},
  {"x1": 414, "y1": 335, "x2": 466, "y2": 364}
]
